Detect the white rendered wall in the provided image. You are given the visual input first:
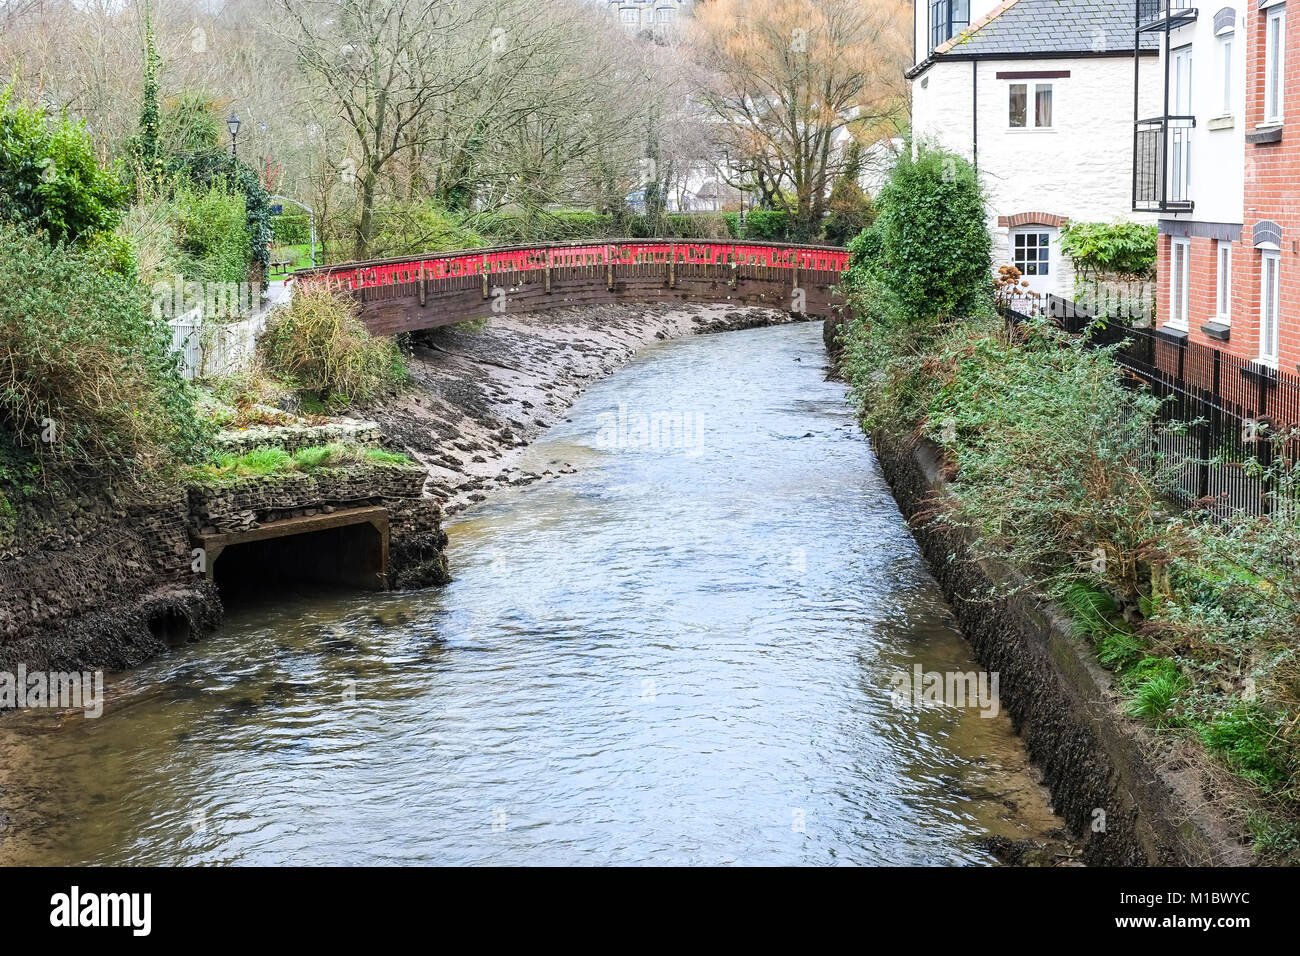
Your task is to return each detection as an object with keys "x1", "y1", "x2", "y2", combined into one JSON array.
[
  {"x1": 911, "y1": 54, "x2": 1161, "y2": 299},
  {"x1": 1158, "y1": 13, "x2": 1247, "y2": 228}
]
